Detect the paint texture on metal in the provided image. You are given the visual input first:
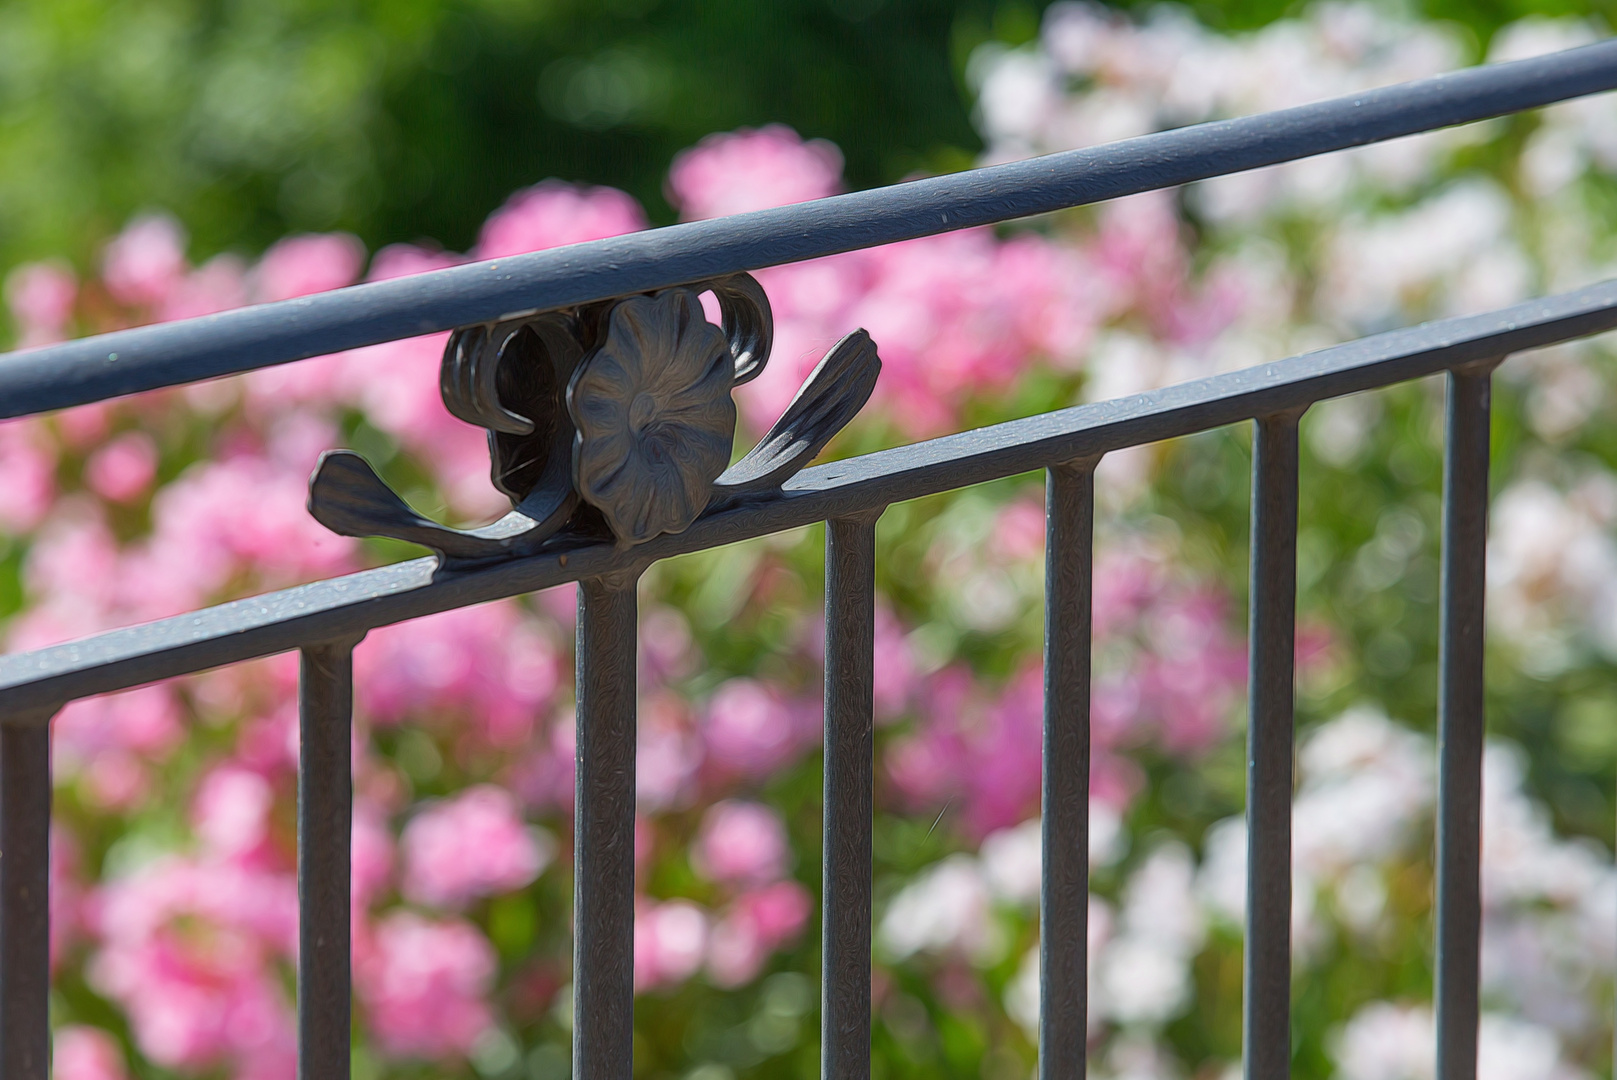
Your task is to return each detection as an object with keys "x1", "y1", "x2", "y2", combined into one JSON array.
[
  {"x1": 574, "y1": 575, "x2": 640, "y2": 1080},
  {"x1": 1, "y1": 719, "x2": 52, "y2": 1080},
  {"x1": 823, "y1": 514, "x2": 879, "y2": 1080},
  {"x1": 298, "y1": 643, "x2": 356, "y2": 1080},
  {"x1": 1436, "y1": 366, "x2": 1493, "y2": 1080},
  {"x1": 1041, "y1": 461, "x2": 1095, "y2": 1080},
  {"x1": 1245, "y1": 414, "x2": 1300, "y2": 1080}
]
